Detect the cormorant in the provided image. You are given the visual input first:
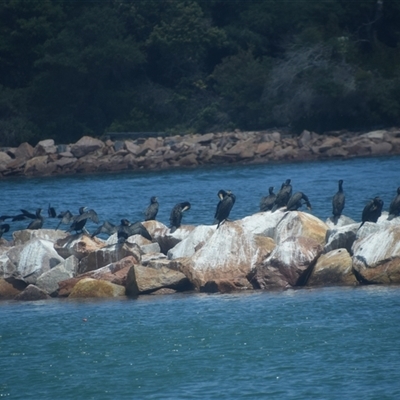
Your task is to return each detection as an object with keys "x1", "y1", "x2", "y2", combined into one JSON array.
[
  {"x1": 271, "y1": 179, "x2": 292, "y2": 212},
  {"x1": 359, "y1": 196, "x2": 384, "y2": 229},
  {"x1": 260, "y1": 187, "x2": 276, "y2": 212},
  {"x1": 117, "y1": 219, "x2": 152, "y2": 243},
  {"x1": 170, "y1": 202, "x2": 191, "y2": 233},
  {"x1": 0, "y1": 224, "x2": 10, "y2": 238},
  {"x1": 144, "y1": 196, "x2": 159, "y2": 221},
  {"x1": 12, "y1": 209, "x2": 36, "y2": 222},
  {"x1": 388, "y1": 187, "x2": 400, "y2": 220},
  {"x1": 286, "y1": 192, "x2": 312, "y2": 211},
  {"x1": 214, "y1": 189, "x2": 236, "y2": 228},
  {"x1": 27, "y1": 208, "x2": 44, "y2": 230},
  {"x1": 48, "y1": 204, "x2": 57, "y2": 218},
  {"x1": 332, "y1": 179, "x2": 345, "y2": 224},
  {"x1": 56, "y1": 210, "x2": 74, "y2": 230},
  {"x1": 67, "y1": 207, "x2": 99, "y2": 234},
  {"x1": 91, "y1": 220, "x2": 118, "y2": 238}
]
